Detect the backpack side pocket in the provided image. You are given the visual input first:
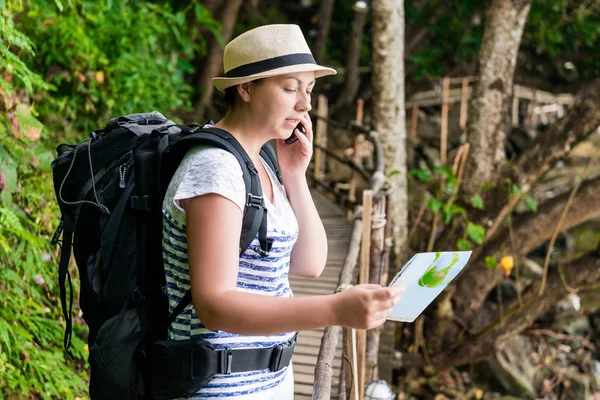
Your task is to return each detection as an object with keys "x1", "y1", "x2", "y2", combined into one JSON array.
[{"x1": 88, "y1": 306, "x2": 145, "y2": 400}]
